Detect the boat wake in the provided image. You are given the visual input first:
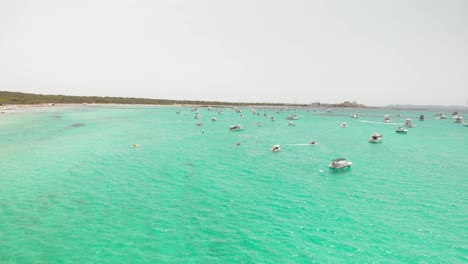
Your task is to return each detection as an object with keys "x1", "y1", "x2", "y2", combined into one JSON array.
[
  {"x1": 286, "y1": 143, "x2": 318, "y2": 146},
  {"x1": 360, "y1": 120, "x2": 400, "y2": 125}
]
